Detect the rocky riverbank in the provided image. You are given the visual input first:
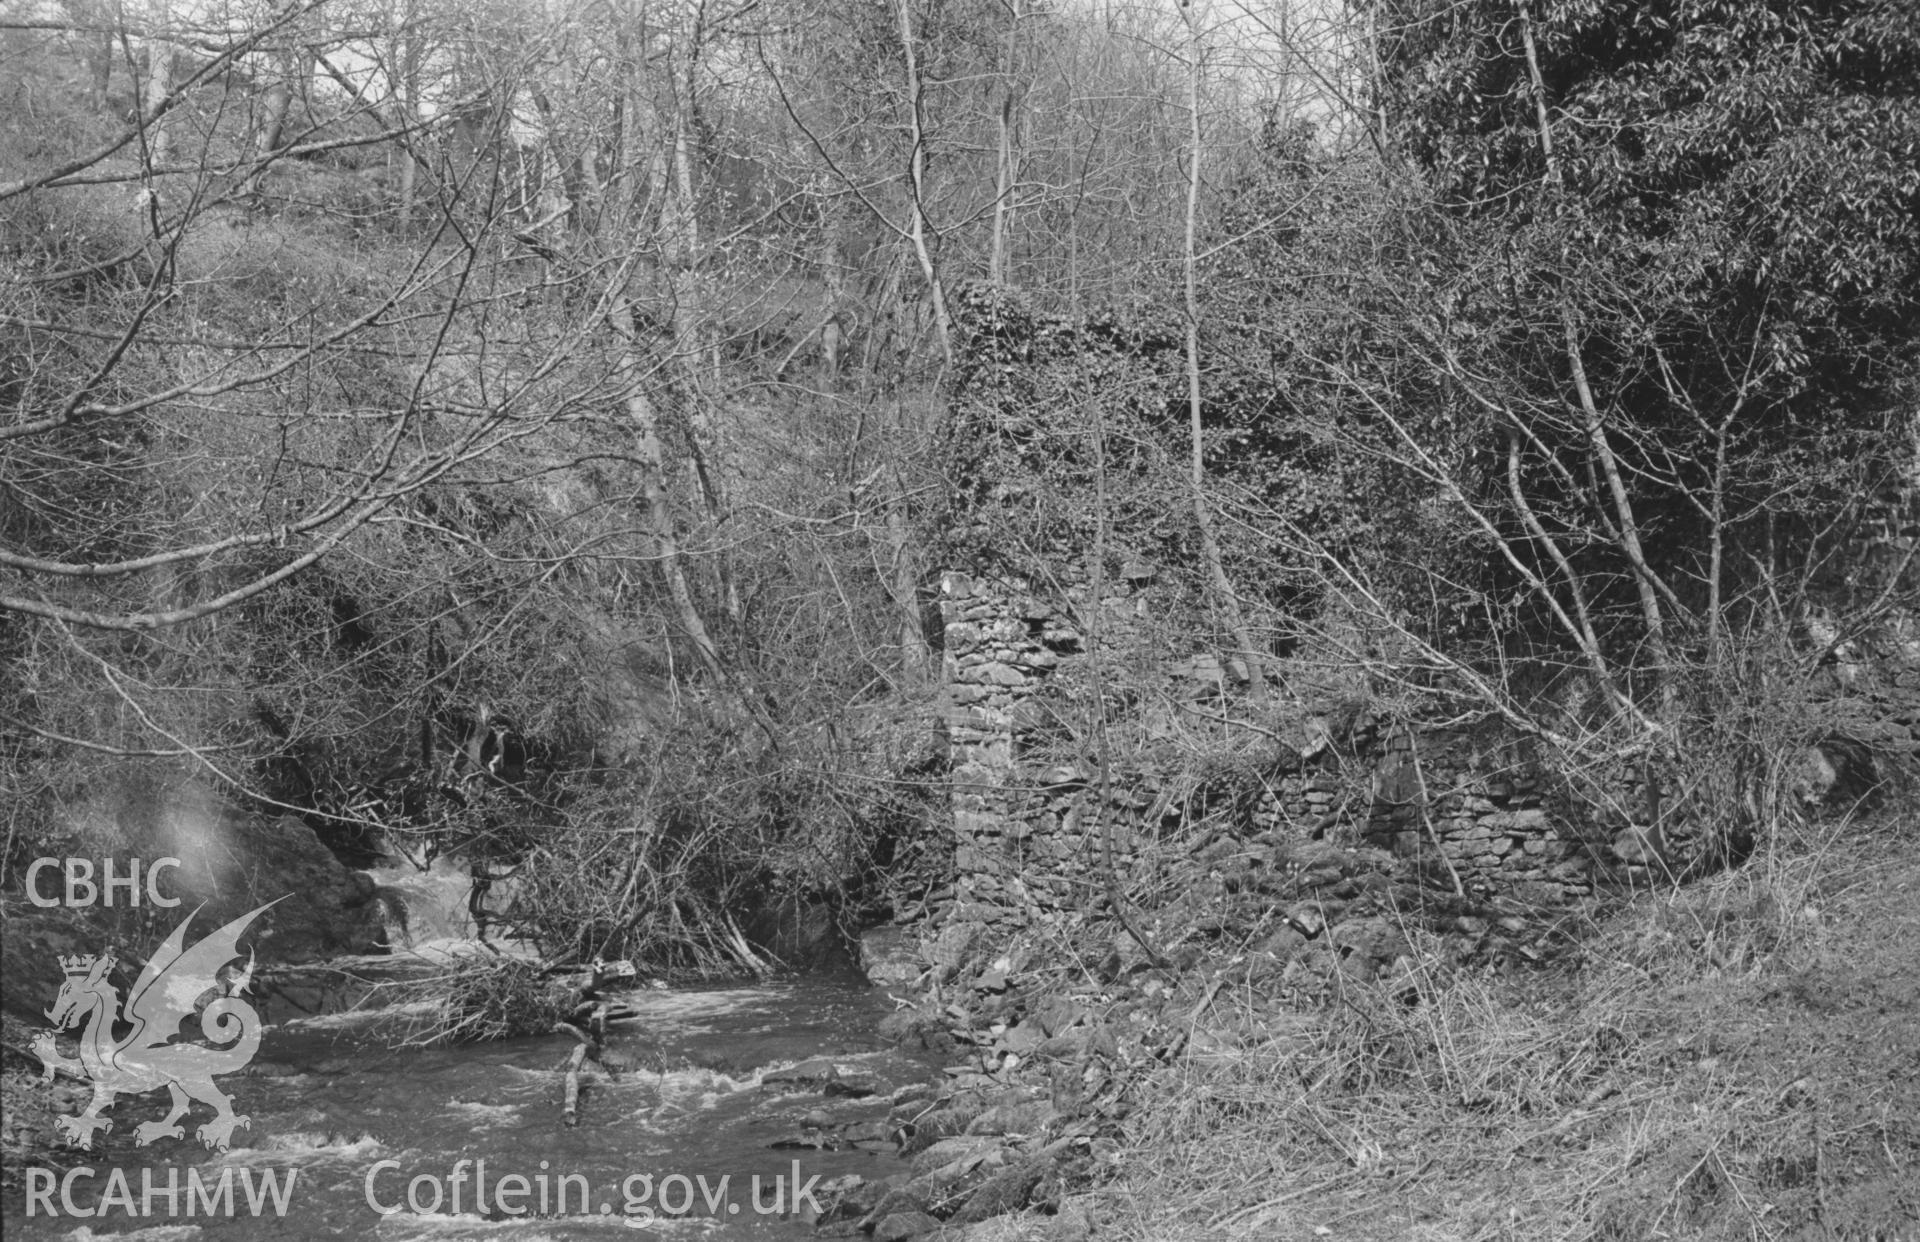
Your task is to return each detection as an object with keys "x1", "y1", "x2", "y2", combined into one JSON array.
[
  {"x1": 828, "y1": 816, "x2": 1920, "y2": 1241},
  {"x1": 807, "y1": 830, "x2": 1578, "y2": 1240}
]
